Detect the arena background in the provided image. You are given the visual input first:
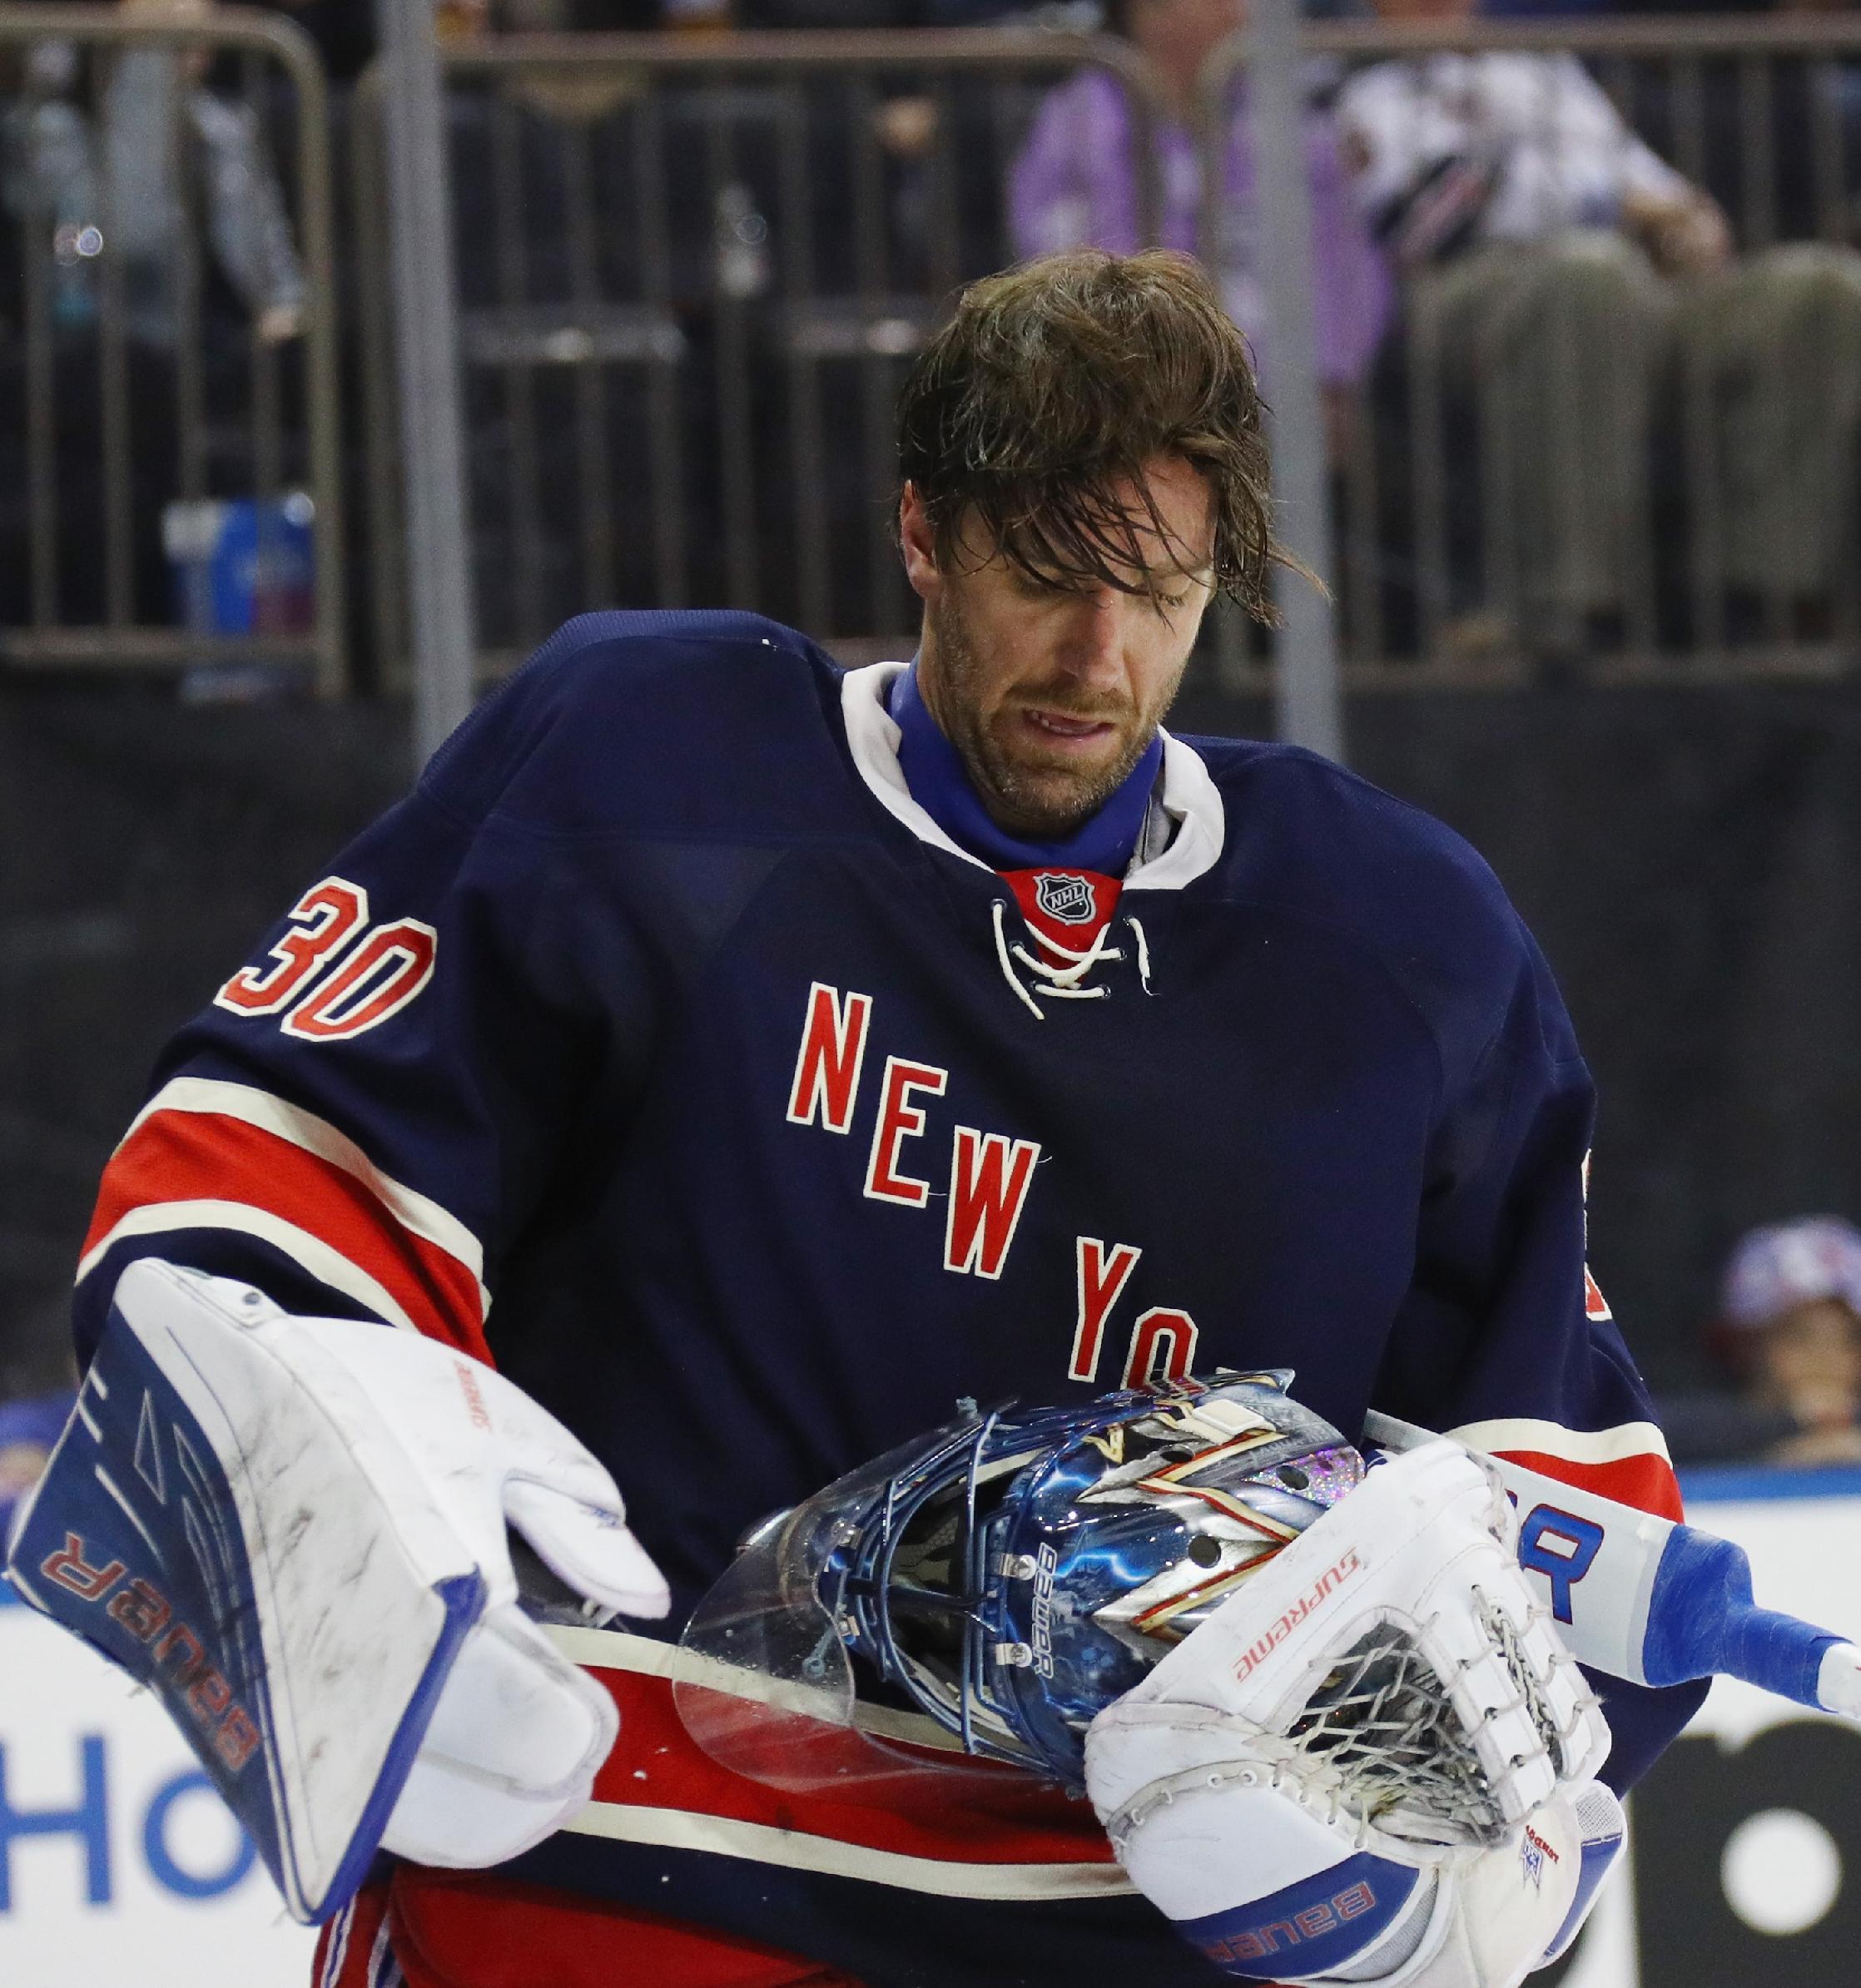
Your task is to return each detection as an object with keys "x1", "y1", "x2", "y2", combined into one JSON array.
[{"x1": 4, "y1": 0, "x2": 1861, "y2": 1981}]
